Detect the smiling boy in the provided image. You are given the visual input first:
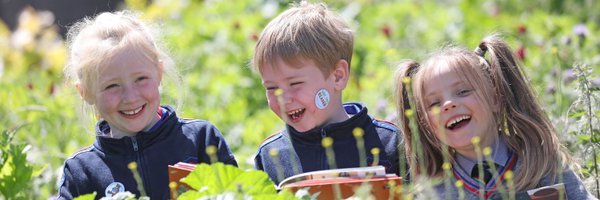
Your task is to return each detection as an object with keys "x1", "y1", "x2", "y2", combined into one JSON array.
[{"x1": 252, "y1": 1, "x2": 402, "y2": 184}]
